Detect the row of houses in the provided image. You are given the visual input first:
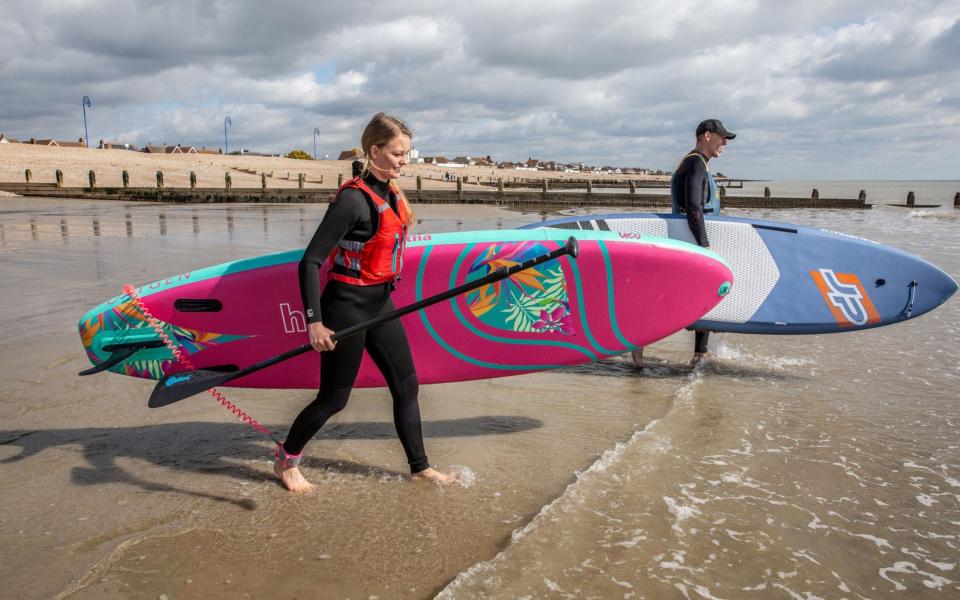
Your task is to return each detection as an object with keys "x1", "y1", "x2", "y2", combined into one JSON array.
[
  {"x1": 0, "y1": 134, "x2": 223, "y2": 155},
  {"x1": 346, "y1": 146, "x2": 666, "y2": 174},
  {"x1": 422, "y1": 155, "x2": 495, "y2": 167},
  {"x1": 1, "y1": 134, "x2": 87, "y2": 147},
  {"x1": 495, "y1": 157, "x2": 670, "y2": 175},
  {"x1": 335, "y1": 147, "x2": 498, "y2": 168}
]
